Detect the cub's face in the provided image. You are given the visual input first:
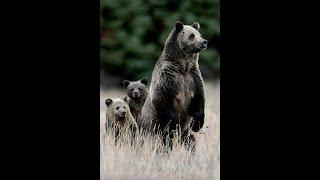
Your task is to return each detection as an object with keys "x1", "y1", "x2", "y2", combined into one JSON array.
[
  {"x1": 176, "y1": 21, "x2": 208, "y2": 54},
  {"x1": 105, "y1": 98, "x2": 128, "y2": 119},
  {"x1": 122, "y1": 78, "x2": 148, "y2": 100}
]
